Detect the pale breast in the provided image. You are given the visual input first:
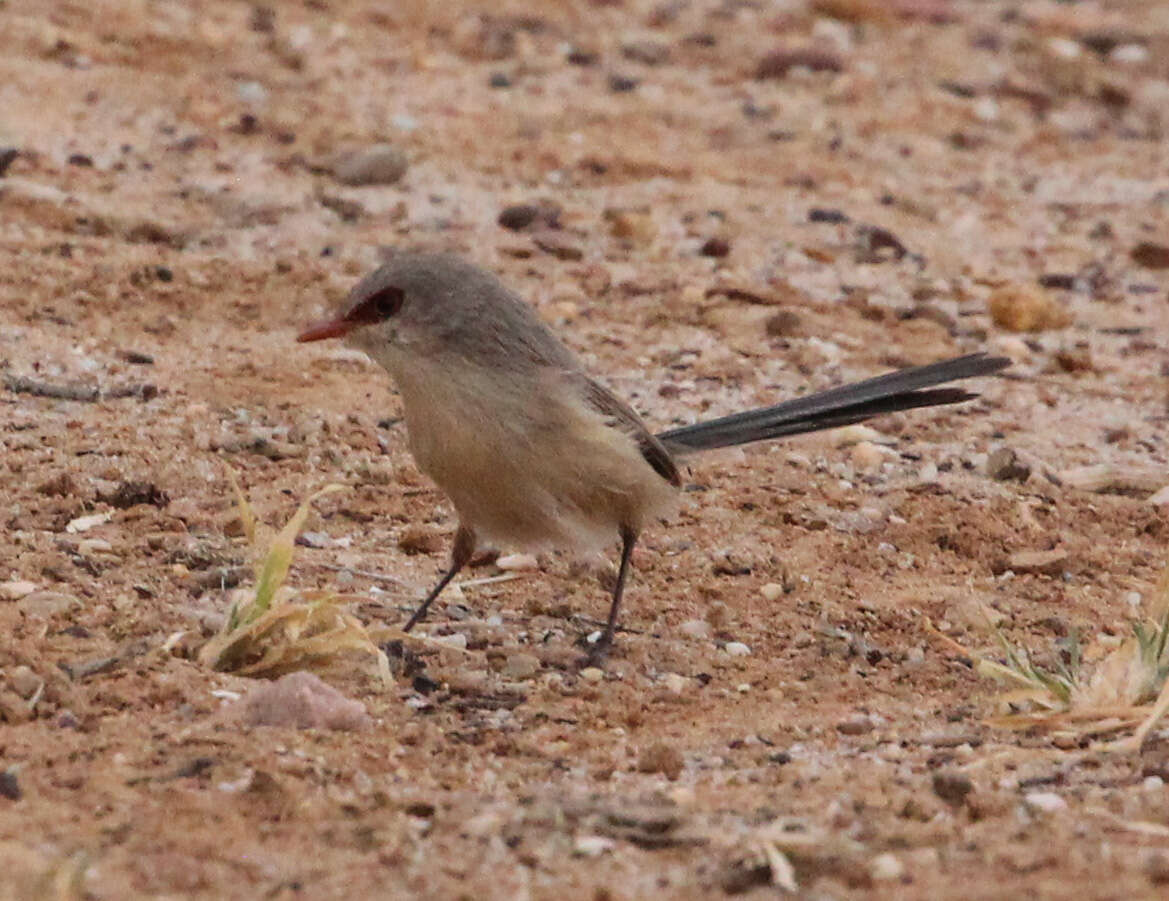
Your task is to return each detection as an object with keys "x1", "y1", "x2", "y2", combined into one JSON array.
[{"x1": 385, "y1": 355, "x2": 677, "y2": 551}]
